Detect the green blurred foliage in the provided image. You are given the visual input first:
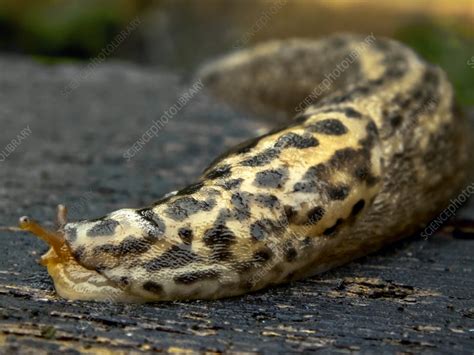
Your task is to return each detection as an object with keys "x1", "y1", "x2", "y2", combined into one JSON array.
[
  {"x1": 396, "y1": 22, "x2": 474, "y2": 106},
  {"x1": 0, "y1": 0, "x2": 146, "y2": 59}
]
